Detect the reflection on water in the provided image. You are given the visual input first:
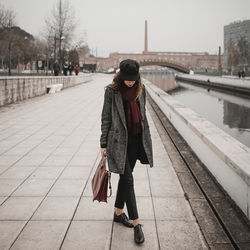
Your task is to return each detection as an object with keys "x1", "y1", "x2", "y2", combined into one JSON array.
[
  {"x1": 224, "y1": 102, "x2": 250, "y2": 129},
  {"x1": 142, "y1": 71, "x2": 250, "y2": 148}
]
